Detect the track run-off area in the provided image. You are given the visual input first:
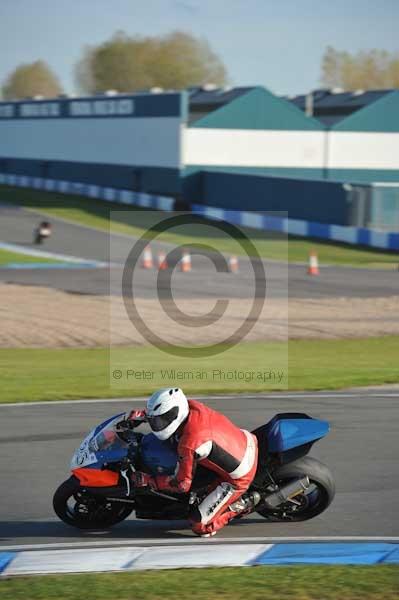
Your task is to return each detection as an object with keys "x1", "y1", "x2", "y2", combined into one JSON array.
[{"x1": 1, "y1": 390, "x2": 398, "y2": 549}]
